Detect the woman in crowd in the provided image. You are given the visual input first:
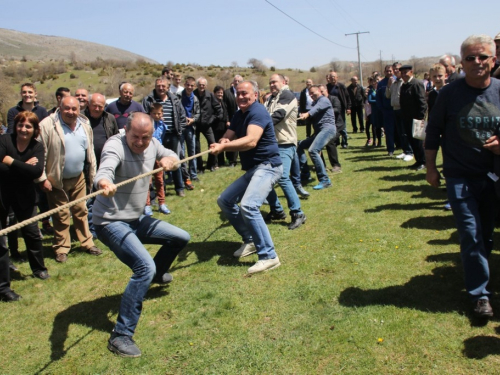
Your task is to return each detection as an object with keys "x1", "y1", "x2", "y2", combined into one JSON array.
[
  {"x1": 367, "y1": 75, "x2": 383, "y2": 147},
  {"x1": 0, "y1": 111, "x2": 49, "y2": 301},
  {"x1": 212, "y1": 85, "x2": 229, "y2": 169}
]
